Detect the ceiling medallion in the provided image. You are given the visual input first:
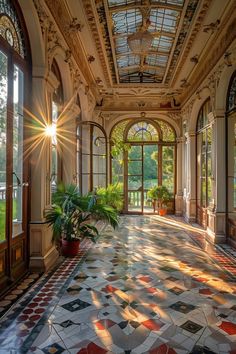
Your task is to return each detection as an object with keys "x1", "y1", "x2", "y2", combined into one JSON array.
[{"x1": 127, "y1": 19, "x2": 153, "y2": 53}]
